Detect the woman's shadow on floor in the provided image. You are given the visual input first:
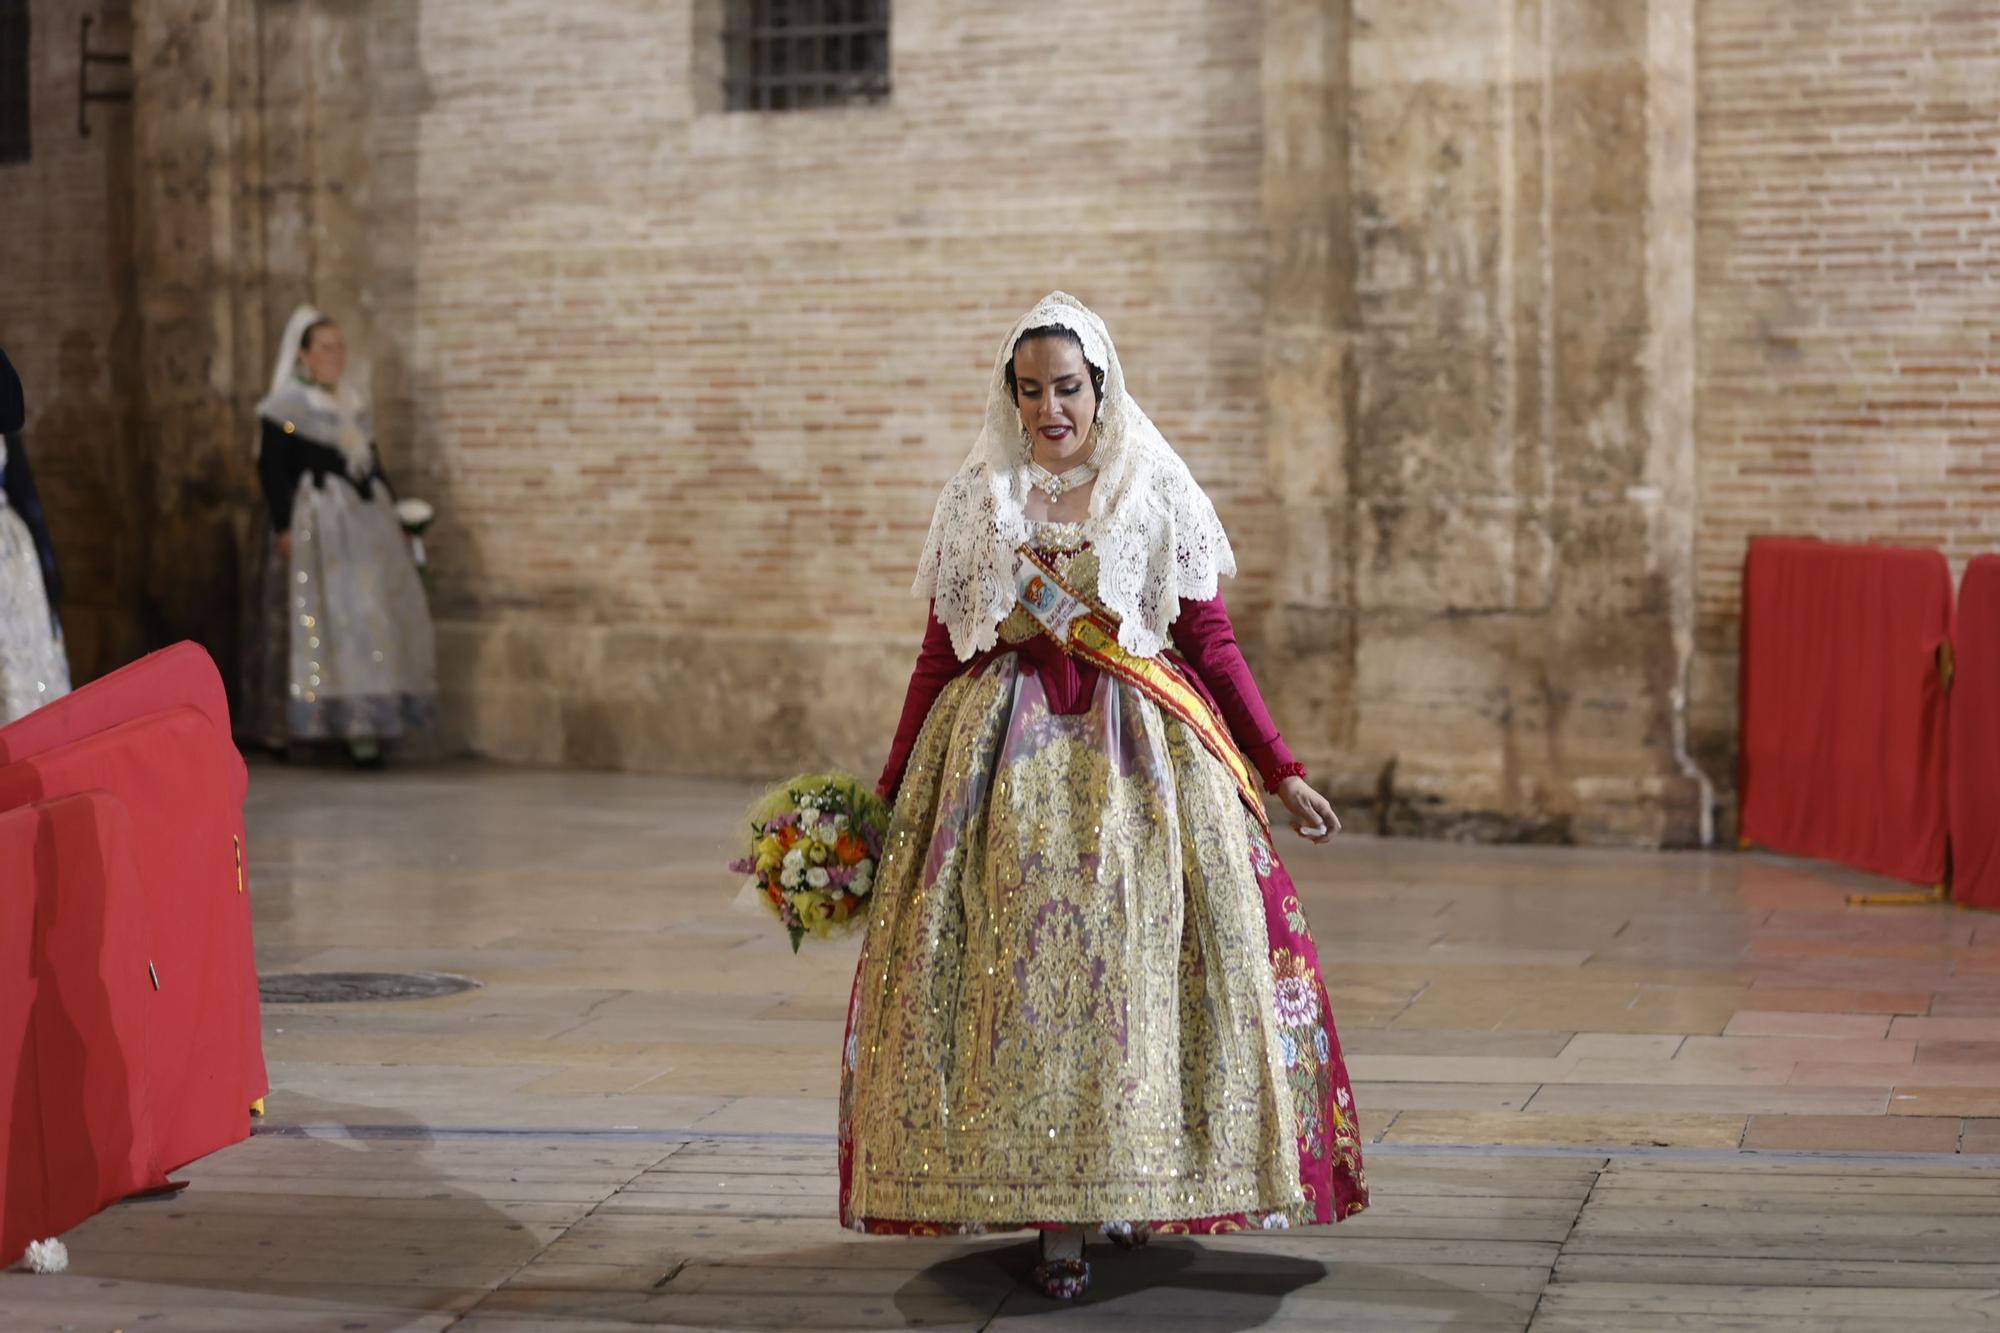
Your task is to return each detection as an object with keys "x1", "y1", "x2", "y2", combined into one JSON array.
[
  {"x1": 901, "y1": 1234, "x2": 1530, "y2": 1329},
  {"x1": 71, "y1": 1094, "x2": 540, "y2": 1322}
]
